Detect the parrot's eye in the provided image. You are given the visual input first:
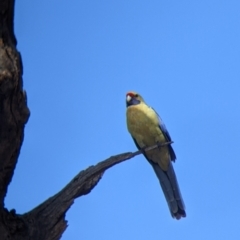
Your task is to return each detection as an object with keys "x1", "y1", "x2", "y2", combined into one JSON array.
[{"x1": 135, "y1": 94, "x2": 139, "y2": 97}]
